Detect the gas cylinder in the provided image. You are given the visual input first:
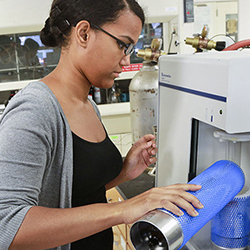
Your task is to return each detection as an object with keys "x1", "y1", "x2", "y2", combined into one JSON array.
[
  {"x1": 129, "y1": 61, "x2": 158, "y2": 143},
  {"x1": 129, "y1": 38, "x2": 165, "y2": 144}
]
